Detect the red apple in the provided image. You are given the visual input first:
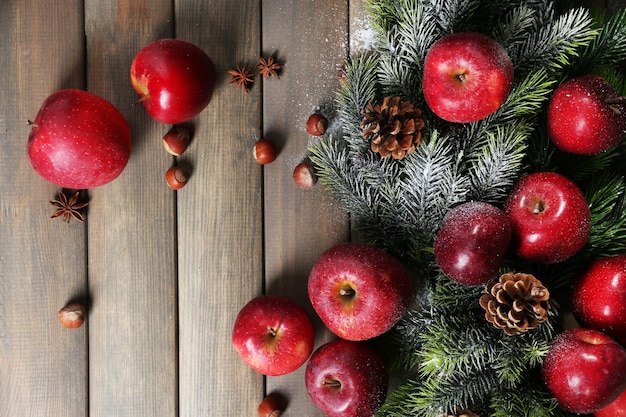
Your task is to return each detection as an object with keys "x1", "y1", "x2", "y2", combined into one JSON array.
[
  {"x1": 232, "y1": 295, "x2": 314, "y2": 376},
  {"x1": 504, "y1": 172, "x2": 591, "y2": 264},
  {"x1": 572, "y1": 255, "x2": 626, "y2": 346},
  {"x1": 307, "y1": 243, "x2": 412, "y2": 341},
  {"x1": 422, "y1": 32, "x2": 514, "y2": 123},
  {"x1": 547, "y1": 75, "x2": 626, "y2": 155},
  {"x1": 305, "y1": 339, "x2": 388, "y2": 417},
  {"x1": 595, "y1": 387, "x2": 626, "y2": 416},
  {"x1": 593, "y1": 391, "x2": 626, "y2": 417},
  {"x1": 27, "y1": 89, "x2": 131, "y2": 189},
  {"x1": 434, "y1": 201, "x2": 511, "y2": 285},
  {"x1": 130, "y1": 38, "x2": 216, "y2": 124},
  {"x1": 541, "y1": 328, "x2": 626, "y2": 414}
]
